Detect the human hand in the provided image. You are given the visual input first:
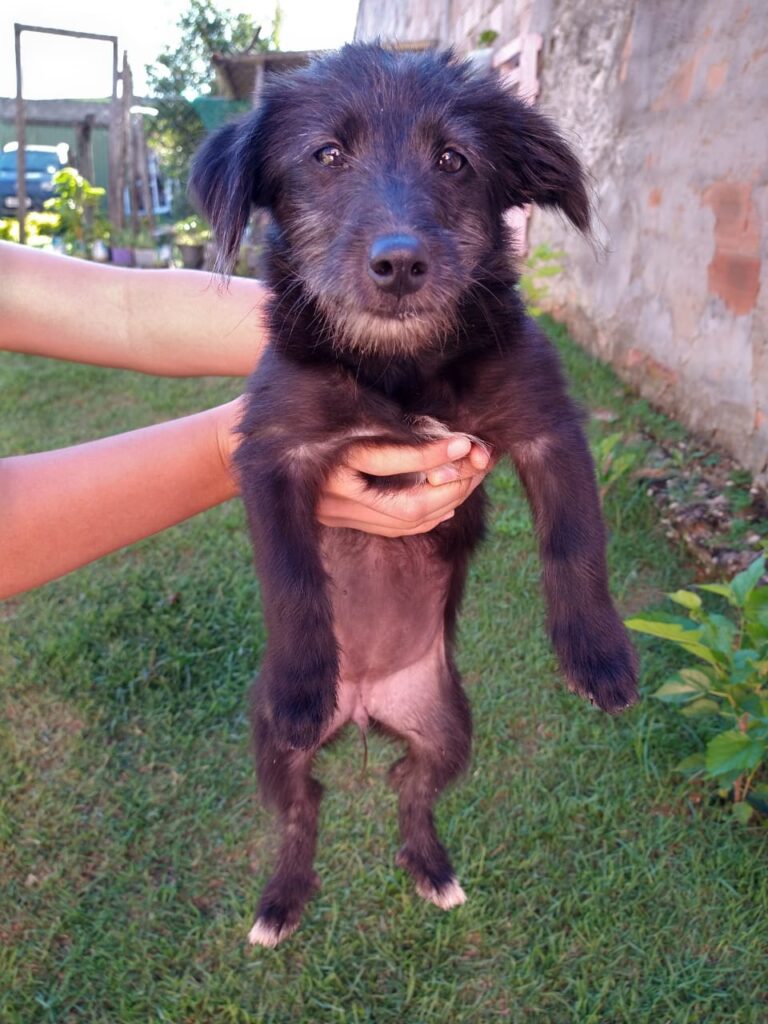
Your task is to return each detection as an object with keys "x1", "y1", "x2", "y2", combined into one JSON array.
[
  {"x1": 218, "y1": 399, "x2": 492, "y2": 536},
  {"x1": 316, "y1": 436, "x2": 492, "y2": 536}
]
